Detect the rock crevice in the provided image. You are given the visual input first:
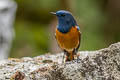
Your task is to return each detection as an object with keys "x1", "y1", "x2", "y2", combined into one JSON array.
[{"x1": 0, "y1": 42, "x2": 120, "y2": 80}]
